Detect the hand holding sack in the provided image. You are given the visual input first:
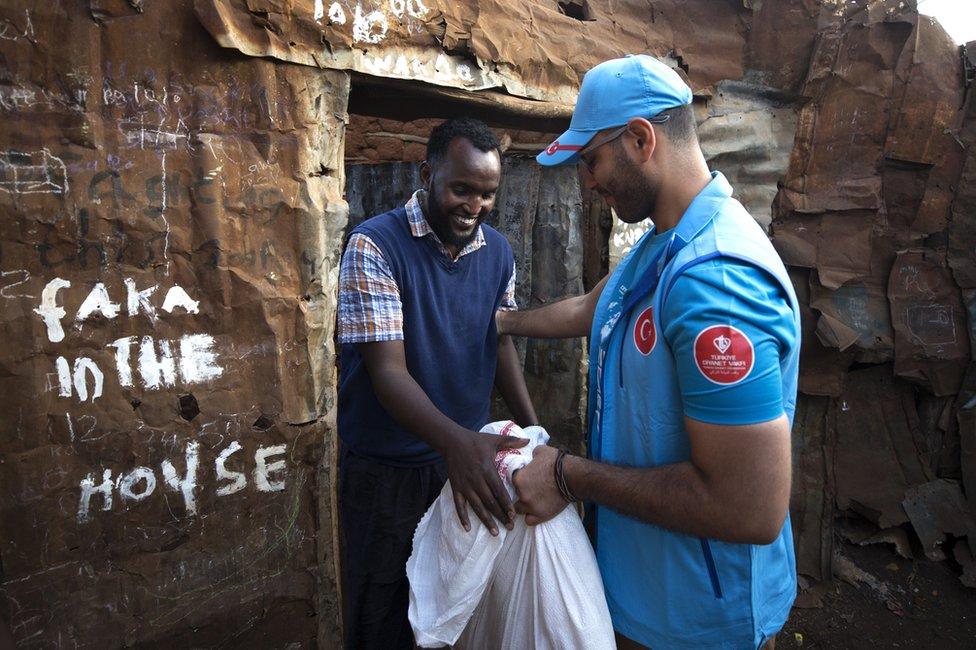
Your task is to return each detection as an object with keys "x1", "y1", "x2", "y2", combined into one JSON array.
[{"x1": 407, "y1": 421, "x2": 615, "y2": 649}]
